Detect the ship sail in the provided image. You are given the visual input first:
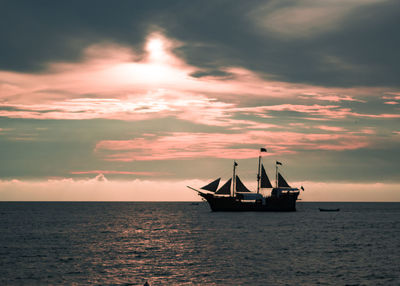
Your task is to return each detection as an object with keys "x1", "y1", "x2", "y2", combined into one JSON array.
[
  {"x1": 278, "y1": 172, "x2": 291, "y2": 188},
  {"x1": 260, "y1": 164, "x2": 272, "y2": 188},
  {"x1": 215, "y1": 178, "x2": 232, "y2": 195},
  {"x1": 201, "y1": 178, "x2": 220, "y2": 192},
  {"x1": 235, "y1": 176, "x2": 251, "y2": 192}
]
